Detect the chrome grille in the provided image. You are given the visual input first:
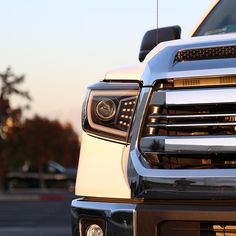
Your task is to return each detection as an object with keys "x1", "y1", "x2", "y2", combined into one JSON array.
[
  {"x1": 175, "y1": 45, "x2": 236, "y2": 62},
  {"x1": 146, "y1": 104, "x2": 236, "y2": 136},
  {"x1": 141, "y1": 85, "x2": 236, "y2": 169}
]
